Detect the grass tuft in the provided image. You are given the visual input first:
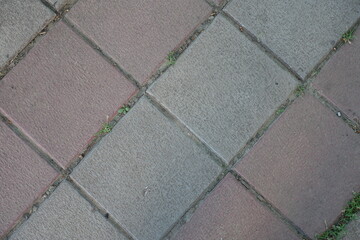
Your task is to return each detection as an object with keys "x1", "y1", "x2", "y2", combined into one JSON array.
[
  {"x1": 295, "y1": 85, "x2": 306, "y2": 97},
  {"x1": 118, "y1": 105, "x2": 130, "y2": 114},
  {"x1": 97, "y1": 123, "x2": 112, "y2": 135},
  {"x1": 316, "y1": 192, "x2": 360, "y2": 240}
]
